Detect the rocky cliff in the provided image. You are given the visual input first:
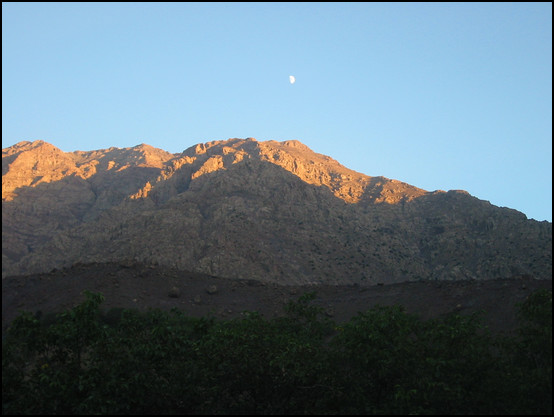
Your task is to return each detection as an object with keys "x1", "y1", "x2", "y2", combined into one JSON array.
[{"x1": 2, "y1": 138, "x2": 551, "y2": 284}]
